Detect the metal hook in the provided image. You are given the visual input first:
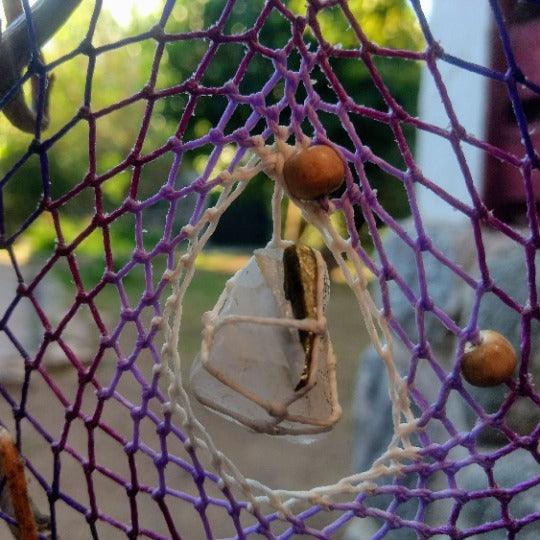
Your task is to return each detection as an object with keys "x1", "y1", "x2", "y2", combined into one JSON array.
[{"x1": 0, "y1": 0, "x2": 81, "y2": 134}]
